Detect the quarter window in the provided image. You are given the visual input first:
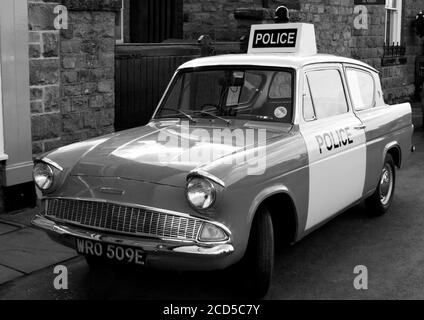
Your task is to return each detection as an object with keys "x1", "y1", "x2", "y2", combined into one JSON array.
[
  {"x1": 307, "y1": 69, "x2": 348, "y2": 119},
  {"x1": 346, "y1": 68, "x2": 375, "y2": 111}
]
